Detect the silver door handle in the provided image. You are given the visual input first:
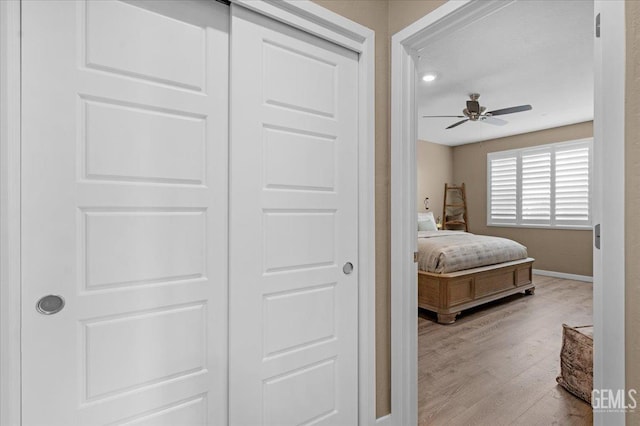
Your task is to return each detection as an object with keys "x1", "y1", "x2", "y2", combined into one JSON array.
[
  {"x1": 343, "y1": 262, "x2": 354, "y2": 275},
  {"x1": 36, "y1": 295, "x2": 65, "y2": 315}
]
